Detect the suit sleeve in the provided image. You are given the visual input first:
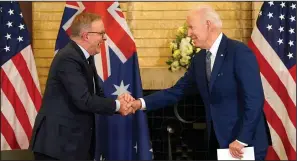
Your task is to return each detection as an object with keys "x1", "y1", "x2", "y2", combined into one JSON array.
[
  {"x1": 56, "y1": 56, "x2": 116, "y2": 115},
  {"x1": 235, "y1": 44, "x2": 265, "y2": 144},
  {"x1": 144, "y1": 56, "x2": 198, "y2": 111}
]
